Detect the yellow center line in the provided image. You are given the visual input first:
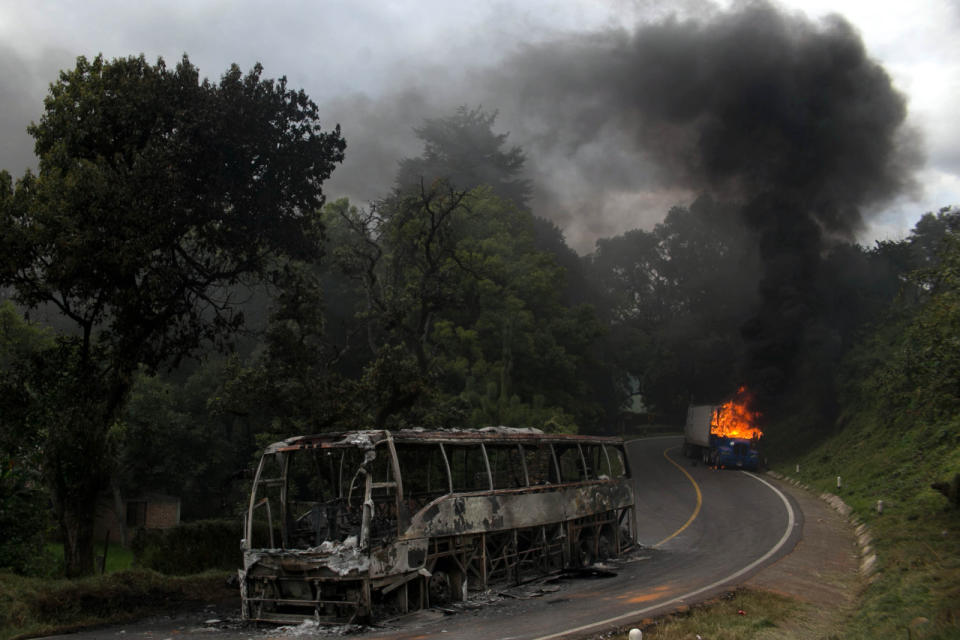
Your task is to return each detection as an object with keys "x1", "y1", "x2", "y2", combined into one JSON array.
[{"x1": 653, "y1": 445, "x2": 702, "y2": 547}]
